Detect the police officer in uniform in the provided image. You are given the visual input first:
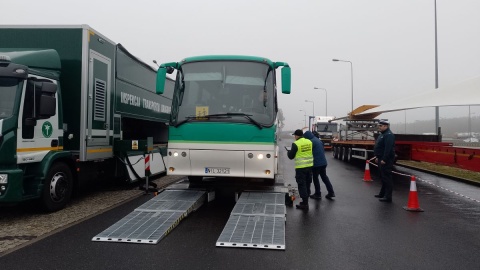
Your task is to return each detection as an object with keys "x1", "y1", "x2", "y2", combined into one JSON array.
[
  {"x1": 287, "y1": 129, "x2": 314, "y2": 210},
  {"x1": 374, "y1": 120, "x2": 396, "y2": 202}
]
